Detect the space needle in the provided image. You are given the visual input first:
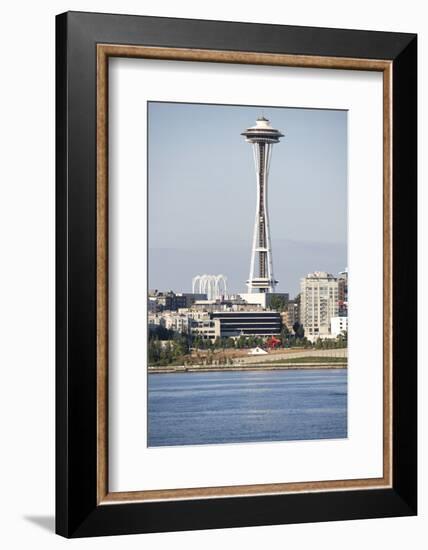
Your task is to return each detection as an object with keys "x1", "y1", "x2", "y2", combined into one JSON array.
[{"x1": 241, "y1": 116, "x2": 284, "y2": 293}]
